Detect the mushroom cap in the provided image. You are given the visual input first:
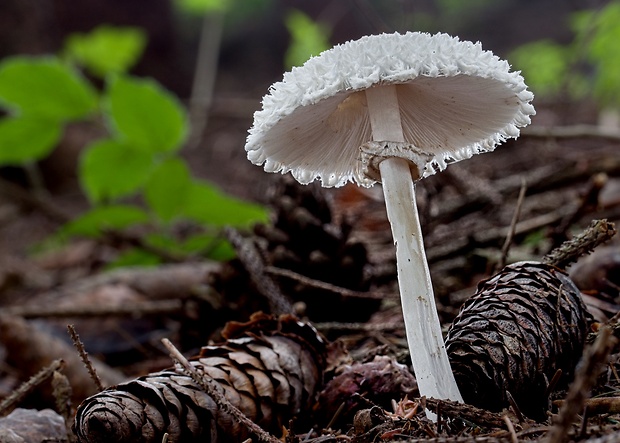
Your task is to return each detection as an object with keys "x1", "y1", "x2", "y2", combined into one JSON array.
[{"x1": 245, "y1": 31, "x2": 535, "y2": 188}]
